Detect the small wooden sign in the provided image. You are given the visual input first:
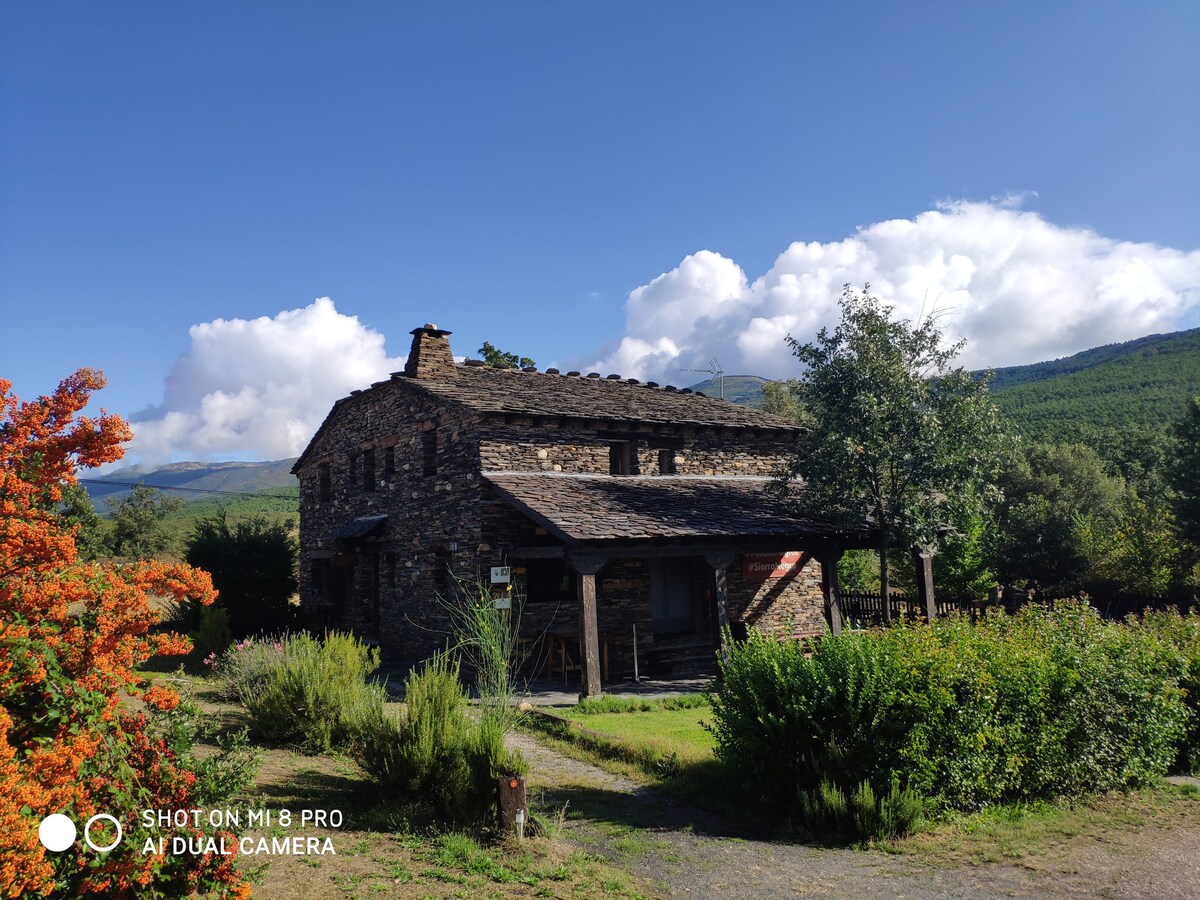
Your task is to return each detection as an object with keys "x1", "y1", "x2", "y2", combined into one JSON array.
[{"x1": 742, "y1": 551, "x2": 804, "y2": 580}]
